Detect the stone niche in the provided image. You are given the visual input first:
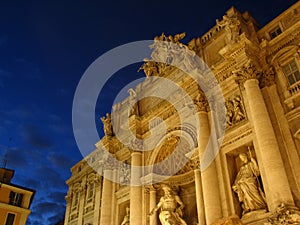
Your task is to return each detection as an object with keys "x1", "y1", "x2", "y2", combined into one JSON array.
[
  {"x1": 226, "y1": 144, "x2": 267, "y2": 221},
  {"x1": 118, "y1": 201, "x2": 130, "y2": 225}
]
